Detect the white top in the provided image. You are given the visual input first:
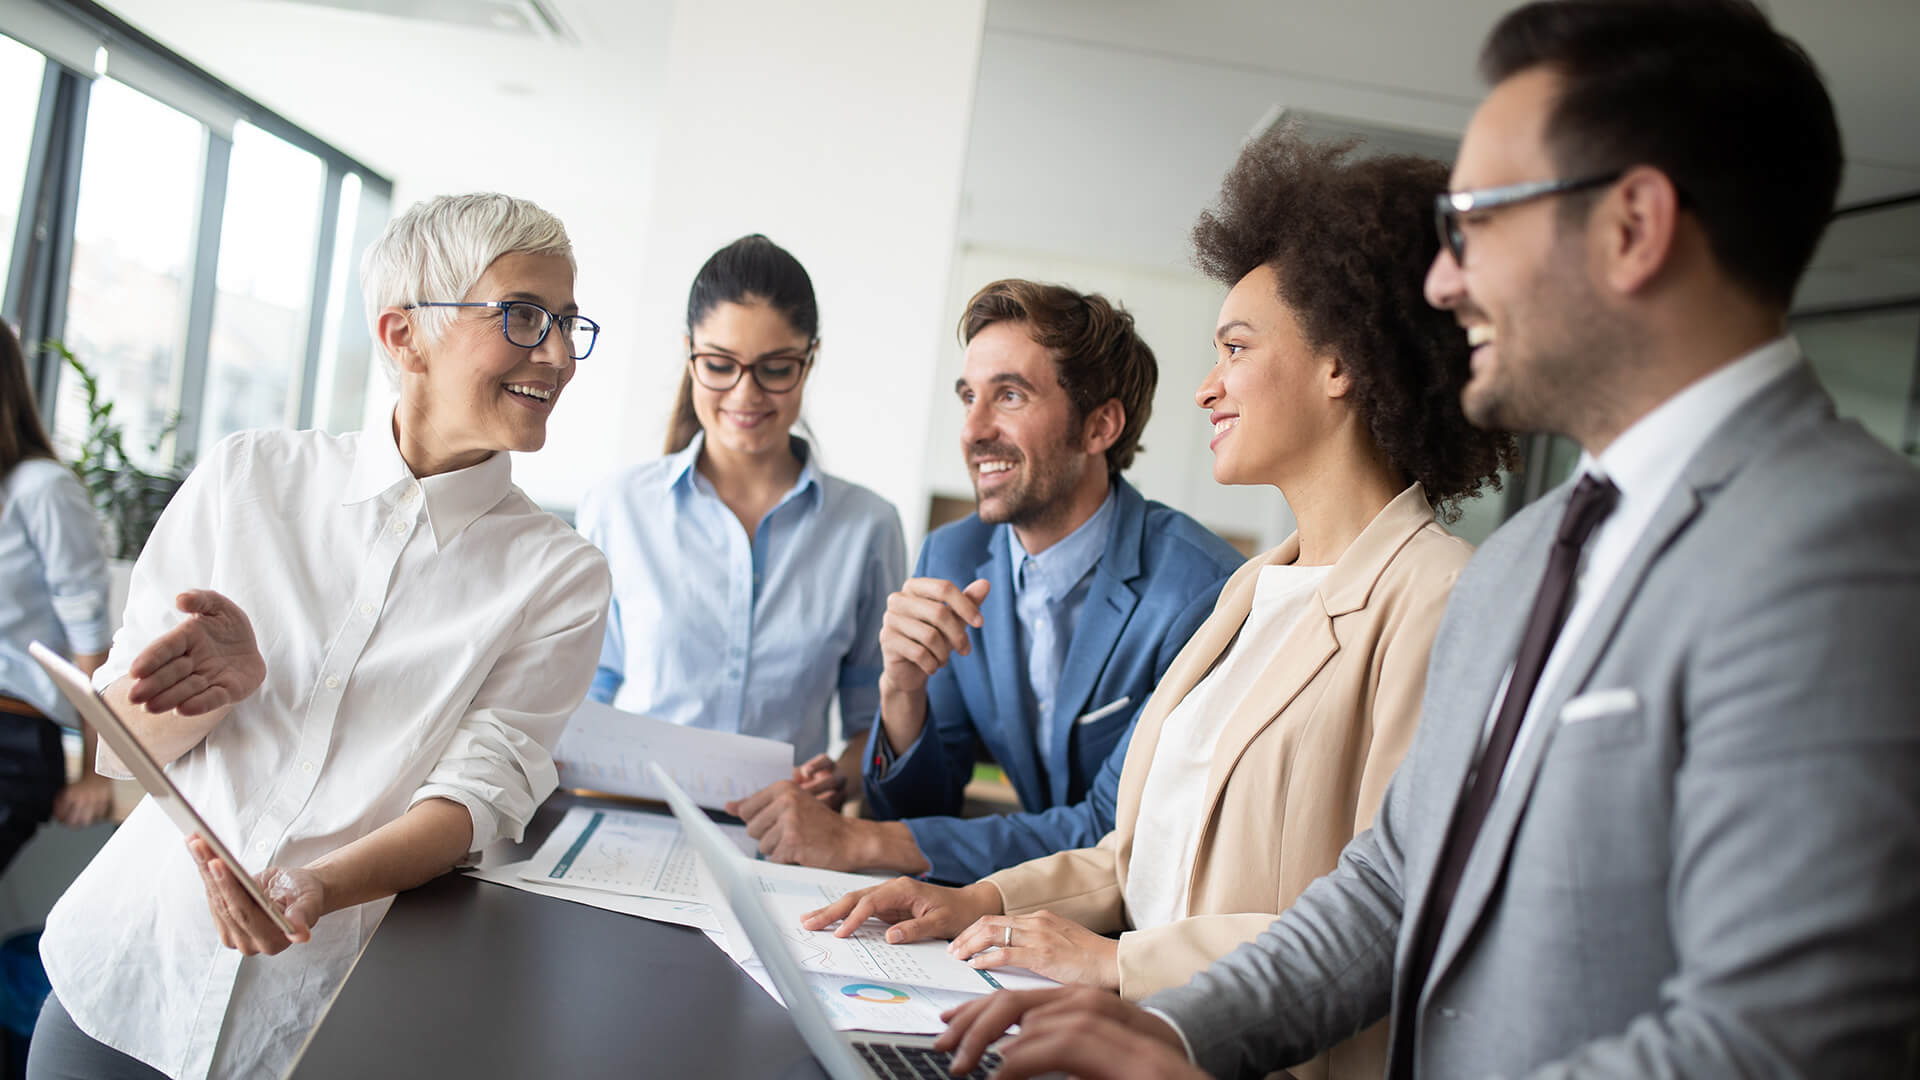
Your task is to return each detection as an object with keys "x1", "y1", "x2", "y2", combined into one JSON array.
[
  {"x1": 40, "y1": 423, "x2": 611, "y2": 1080},
  {"x1": 1124, "y1": 561, "x2": 1330, "y2": 930},
  {"x1": 1487, "y1": 336, "x2": 1803, "y2": 788}
]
